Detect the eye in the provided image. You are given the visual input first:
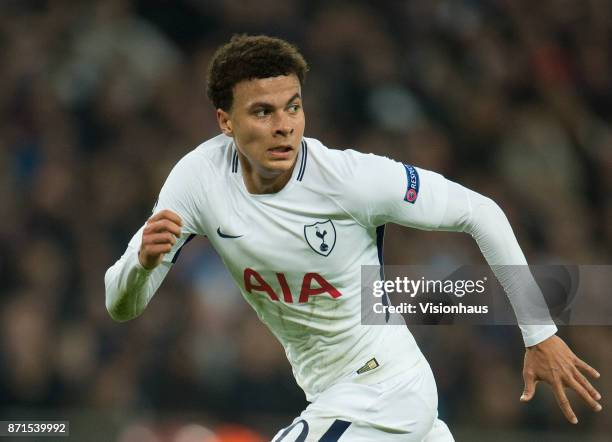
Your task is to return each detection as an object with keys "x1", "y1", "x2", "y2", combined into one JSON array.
[
  {"x1": 254, "y1": 109, "x2": 270, "y2": 117},
  {"x1": 288, "y1": 103, "x2": 301, "y2": 113}
]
